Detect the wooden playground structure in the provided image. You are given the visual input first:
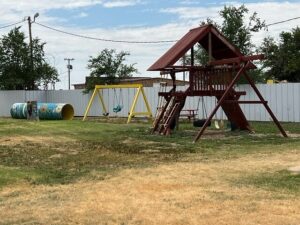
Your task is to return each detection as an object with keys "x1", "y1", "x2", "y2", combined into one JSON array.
[
  {"x1": 83, "y1": 84, "x2": 152, "y2": 123},
  {"x1": 149, "y1": 24, "x2": 287, "y2": 142}
]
